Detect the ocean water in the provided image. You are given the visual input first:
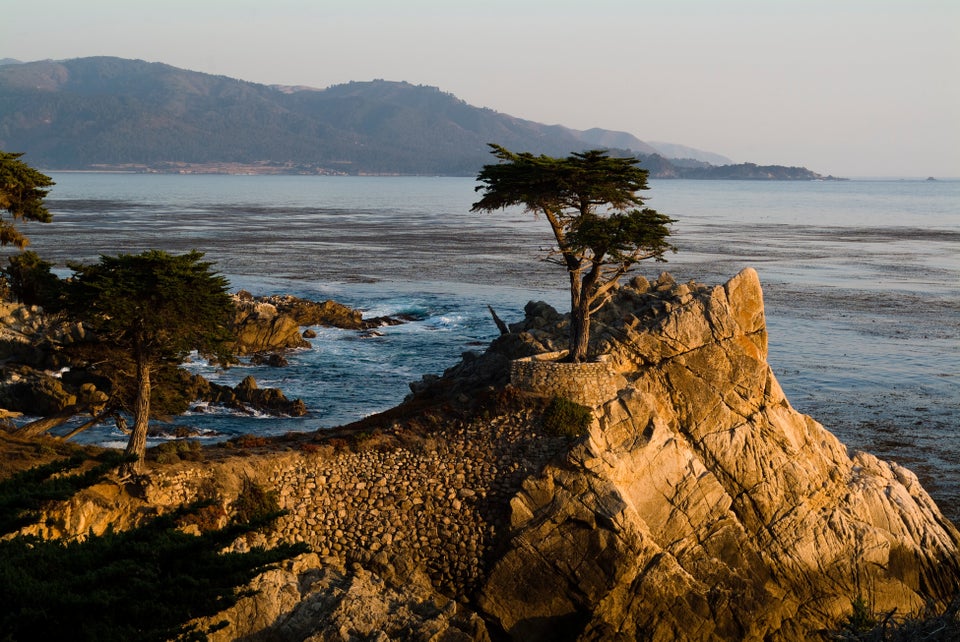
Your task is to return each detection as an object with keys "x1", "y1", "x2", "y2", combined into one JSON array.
[{"x1": 11, "y1": 174, "x2": 960, "y2": 521}]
